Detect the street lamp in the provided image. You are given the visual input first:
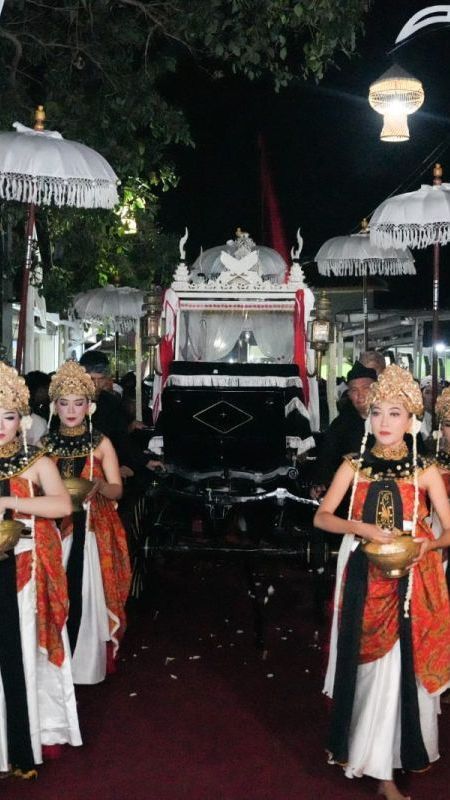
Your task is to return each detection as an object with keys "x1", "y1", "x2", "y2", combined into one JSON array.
[{"x1": 368, "y1": 64, "x2": 424, "y2": 142}]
